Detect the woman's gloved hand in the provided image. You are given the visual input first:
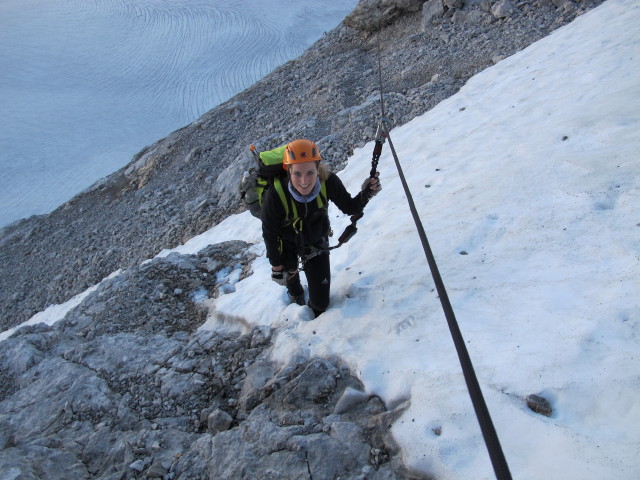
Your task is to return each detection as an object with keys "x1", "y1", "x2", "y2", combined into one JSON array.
[{"x1": 361, "y1": 172, "x2": 382, "y2": 199}]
